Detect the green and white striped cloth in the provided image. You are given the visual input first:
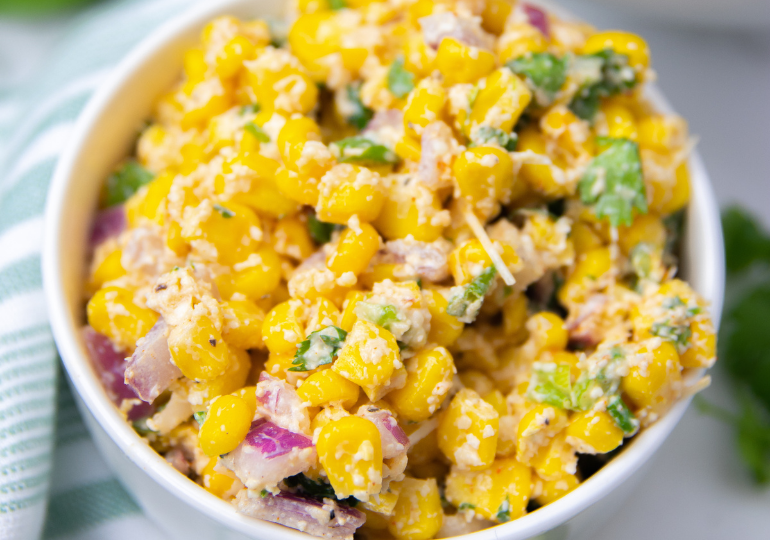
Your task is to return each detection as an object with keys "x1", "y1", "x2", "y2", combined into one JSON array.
[{"x1": 0, "y1": 1, "x2": 201, "y2": 538}]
